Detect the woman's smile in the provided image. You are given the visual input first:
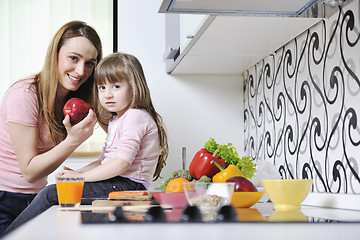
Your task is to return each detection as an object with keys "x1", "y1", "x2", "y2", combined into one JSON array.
[{"x1": 67, "y1": 74, "x2": 82, "y2": 84}]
